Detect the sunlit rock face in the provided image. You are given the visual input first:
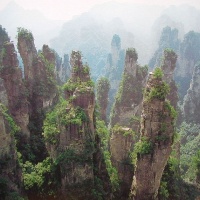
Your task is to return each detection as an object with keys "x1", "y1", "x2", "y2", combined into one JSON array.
[{"x1": 109, "y1": 48, "x2": 148, "y2": 198}]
